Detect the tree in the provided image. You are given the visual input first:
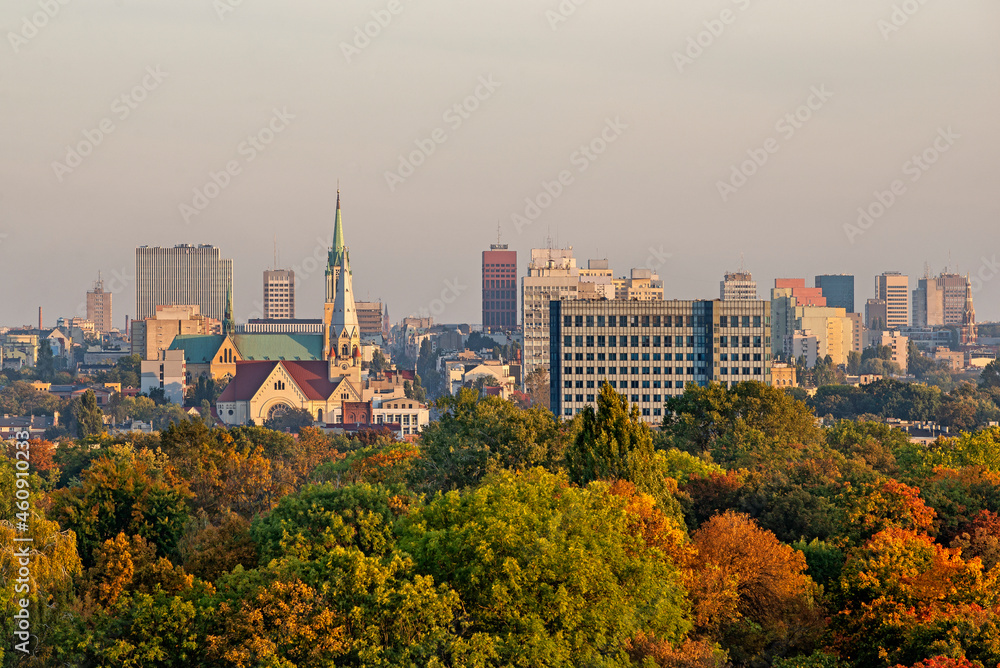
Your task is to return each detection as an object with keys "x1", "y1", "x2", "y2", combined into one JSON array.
[
  {"x1": 689, "y1": 512, "x2": 824, "y2": 666},
  {"x1": 524, "y1": 367, "x2": 550, "y2": 410},
  {"x1": 846, "y1": 350, "x2": 863, "y2": 376},
  {"x1": 369, "y1": 348, "x2": 387, "y2": 375},
  {"x1": 37, "y1": 338, "x2": 56, "y2": 381},
  {"x1": 51, "y1": 445, "x2": 192, "y2": 566},
  {"x1": 980, "y1": 359, "x2": 1000, "y2": 390},
  {"x1": 263, "y1": 406, "x2": 315, "y2": 433},
  {"x1": 70, "y1": 389, "x2": 106, "y2": 438},
  {"x1": 566, "y1": 383, "x2": 670, "y2": 508},
  {"x1": 410, "y1": 387, "x2": 564, "y2": 493},
  {"x1": 398, "y1": 468, "x2": 692, "y2": 666}
]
